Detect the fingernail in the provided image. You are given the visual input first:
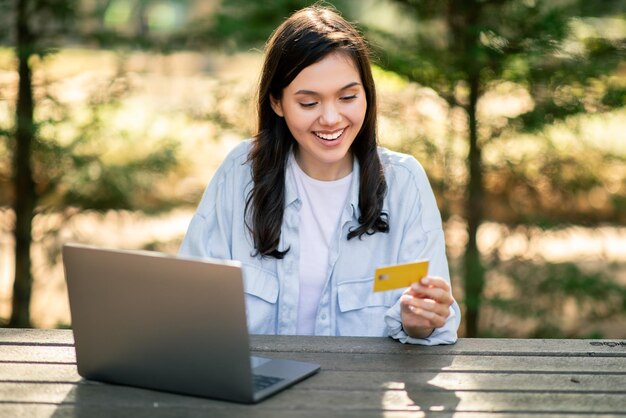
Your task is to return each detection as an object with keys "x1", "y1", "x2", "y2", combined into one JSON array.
[
  {"x1": 421, "y1": 277, "x2": 430, "y2": 285},
  {"x1": 411, "y1": 283, "x2": 420, "y2": 291}
]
